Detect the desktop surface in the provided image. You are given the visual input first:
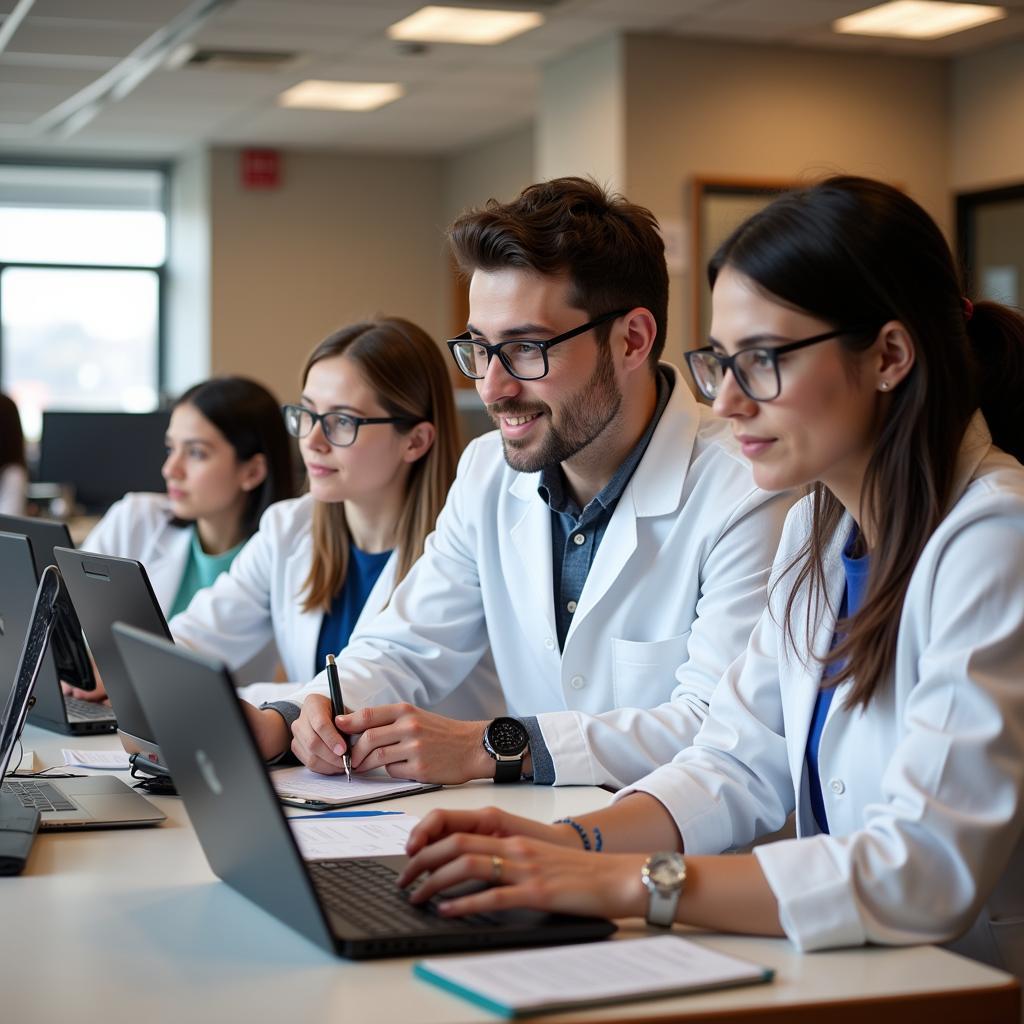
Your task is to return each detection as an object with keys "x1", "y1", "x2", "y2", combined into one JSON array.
[{"x1": 7, "y1": 725, "x2": 1019, "y2": 1024}]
